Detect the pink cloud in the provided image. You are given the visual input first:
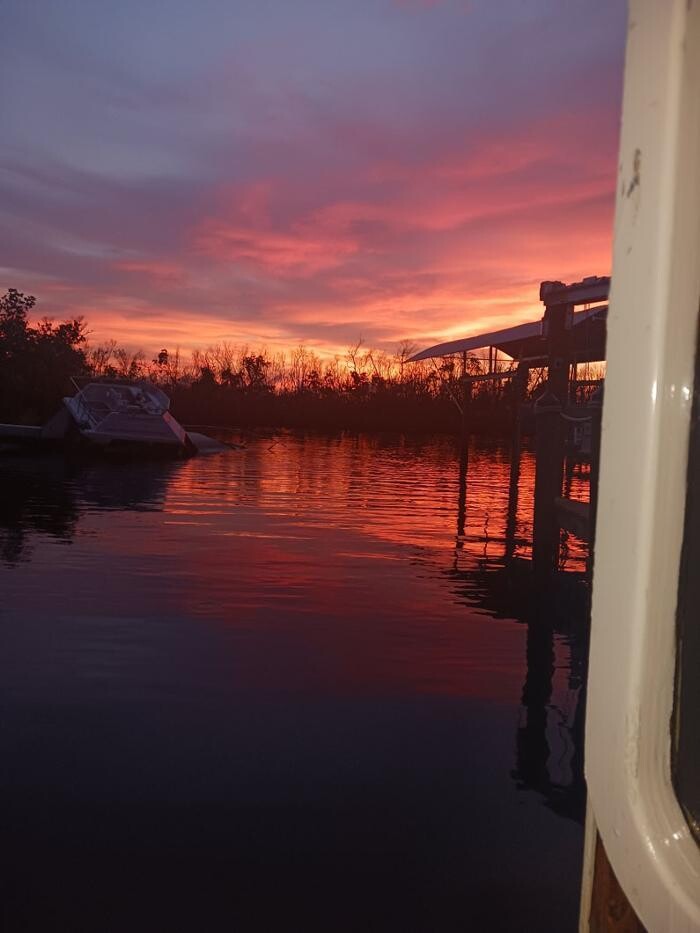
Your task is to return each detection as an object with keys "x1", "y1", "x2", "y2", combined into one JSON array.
[
  {"x1": 193, "y1": 180, "x2": 362, "y2": 275},
  {"x1": 184, "y1": 104, "x2": 616, "y2": 352},
  {"x1": 113, "y1": 259, "x2": 188, "y2": 285},
  {"x1": 194, "y1": 218, "x2": 359, "y2": 276},
  {"x1": 13, "y1": 101, "x2": 619, "y2": 361}
]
